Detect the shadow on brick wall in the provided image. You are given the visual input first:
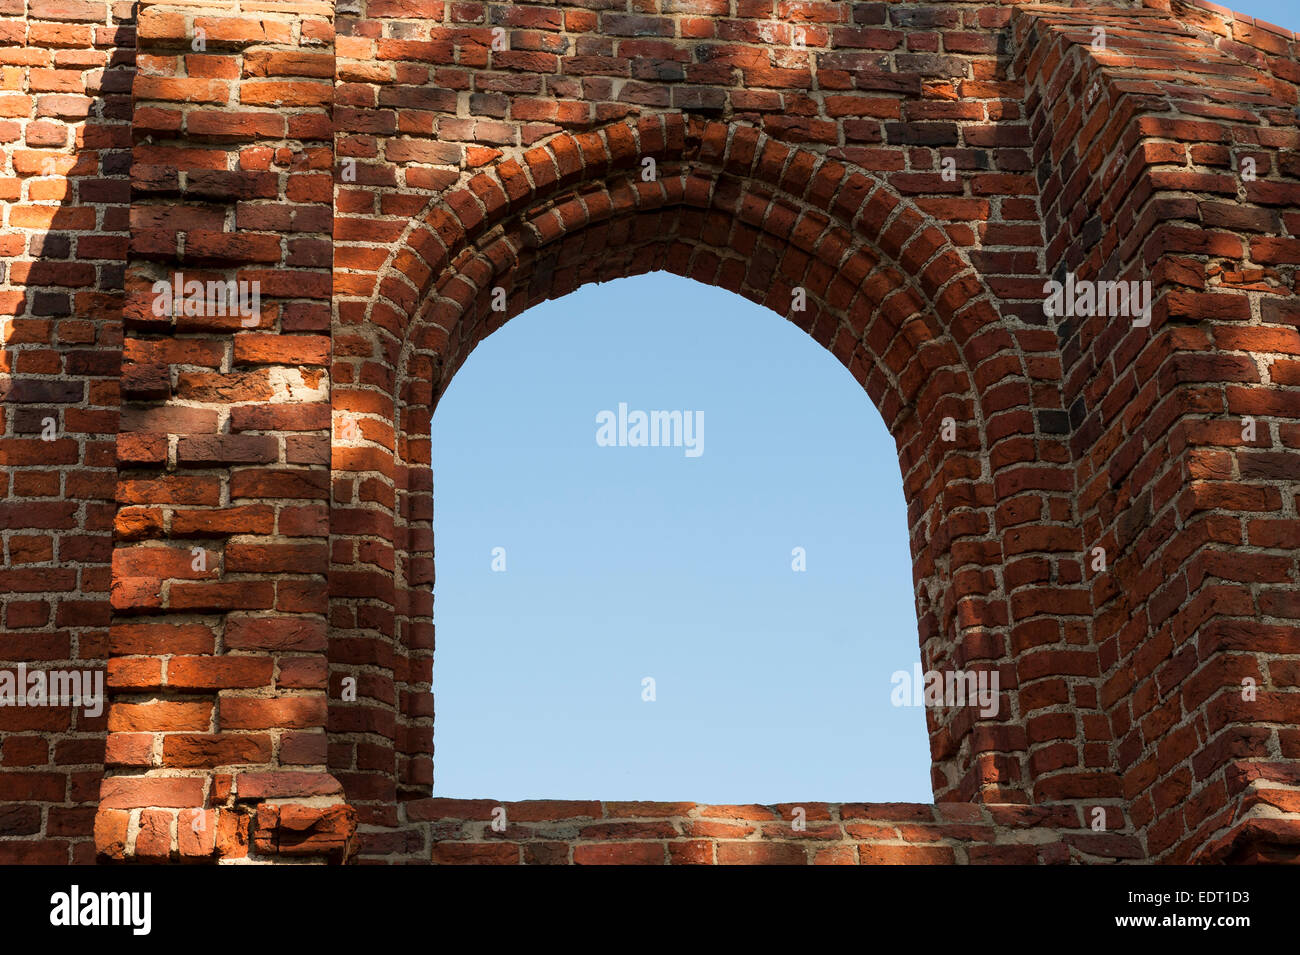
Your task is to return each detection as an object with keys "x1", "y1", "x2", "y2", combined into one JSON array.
[{"x1": 0, "y1": 0, "x2": 133, "y2": 863}]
